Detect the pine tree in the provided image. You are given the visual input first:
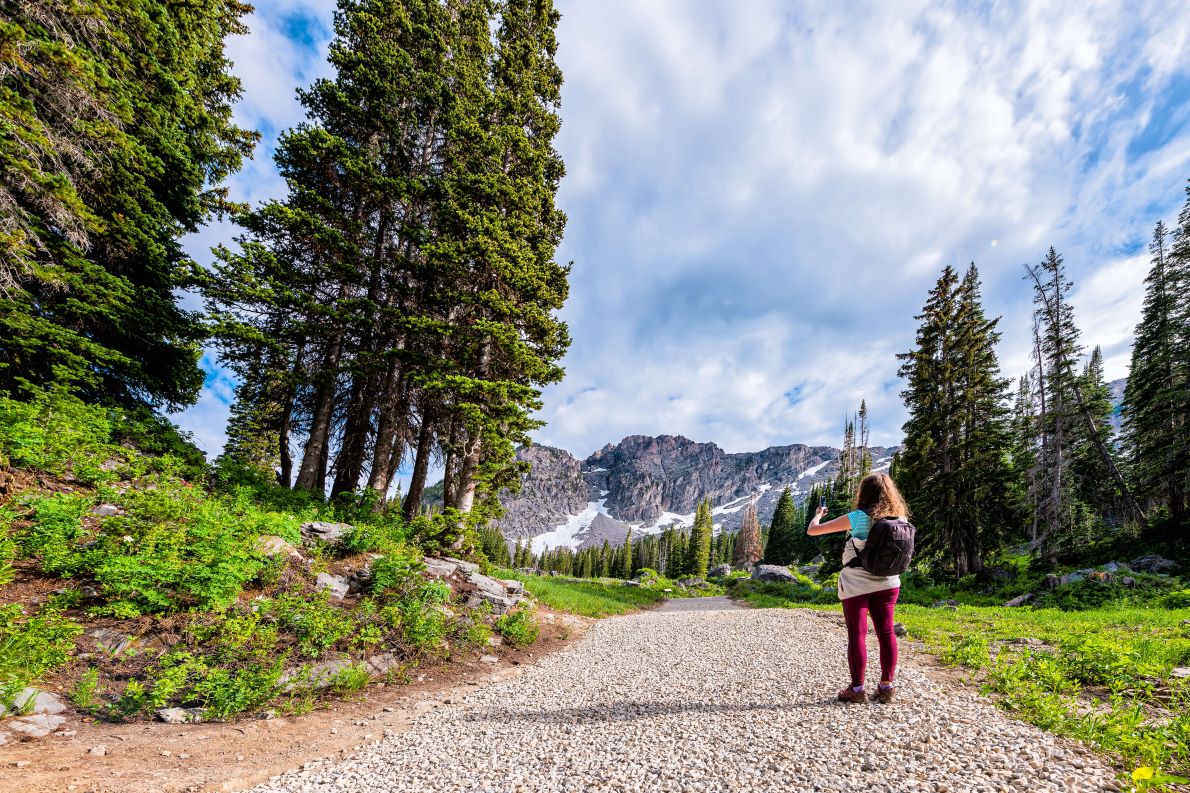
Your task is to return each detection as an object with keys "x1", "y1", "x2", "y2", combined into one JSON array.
[
  {"x1": 898, "y1": 264, "x2": 1015, "y2": 576},
  {"x1": 733, "y1": 501, "x2": 763, "y2": 568},
  {"x1": 0, "y1": 0, "x2": 256, "y2": 406},
  {"x1": 761, "y1": 488, "x2": 797, "y2": 565},
  {"x1": 685, "y1": 500, "x2": 713, "y2": 579},
  {"x1": 1072, "y1": 346, "x2": 1121, "y2": 530},
  {"x1": 1124, "y1": 211, "x2": 1190, "y2": 530},
  {"x1": 618, "y1": 531, "x2": 633, "y2": 579}
]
